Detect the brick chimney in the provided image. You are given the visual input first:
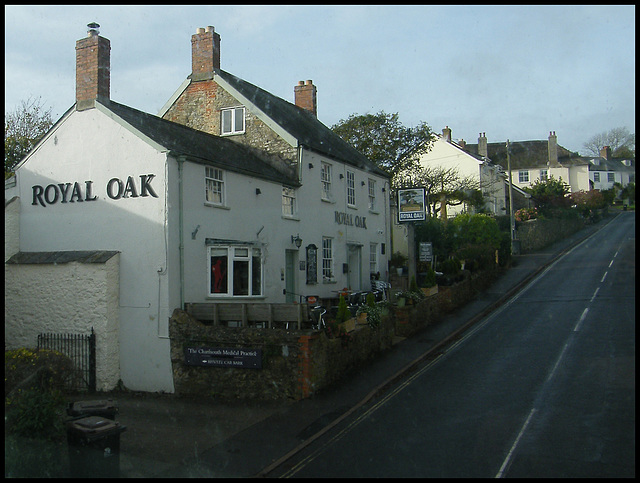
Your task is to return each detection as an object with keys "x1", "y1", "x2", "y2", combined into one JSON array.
[
  {"x1": 192, "y1": 26, "x2": 221, "y2": 77},
  {"x1": 600, "y1": 145, "x2": 611, "y2": 160},
  {"x1": 478, "y1": 132, "x2": 488, "y2": 158},
  {"x1": 548, "y1": 131, "x2": 559, "y2": 167},
  {"x1": 75, "y1": 23, "x2": 110, "y2": 110},
  {"x1": 442, "y1": 126, "x2": 452, "y2": 142},
  {"x1": 294, "y1": 80, "x2": 317, "y2": 116}
]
